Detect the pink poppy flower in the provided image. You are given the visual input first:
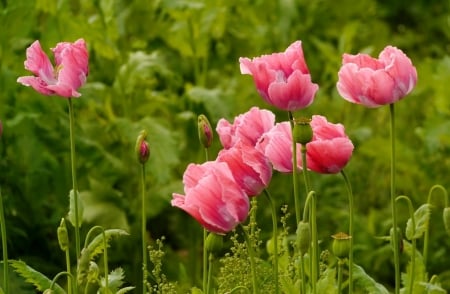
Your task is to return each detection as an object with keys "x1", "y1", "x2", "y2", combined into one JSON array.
[
  {"x1": 217, "y1": 141, "x2": 272, "y2": 196},
  {"x1": 171, "y1": 161, "x2": 249, "y2": 234},
  {"x1": 256, "y1": 121, "x2": 302, "y2": 173},
  {"x1": 17, "y1": 39, "x2": 89, "y2": 98},
  {"x1": 216, "y1": 107, "x2": 275, "y2": 149},
  {"x1": 239, "y1": 41, "x2": 319, "y2": 111},
  {"x1": 306, "y1": 115, "x2": 354, "y2": 174},
  {"x1": 337, "y1": 45, "x2": 417, "y2": 107}
]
